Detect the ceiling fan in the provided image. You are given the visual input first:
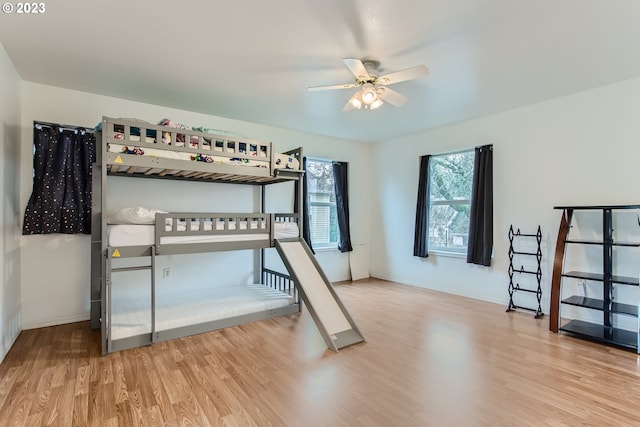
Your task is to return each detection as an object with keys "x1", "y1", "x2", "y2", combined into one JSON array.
[{"x1": 308, "y1": 58, "x2": 428, "y2": 111}]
